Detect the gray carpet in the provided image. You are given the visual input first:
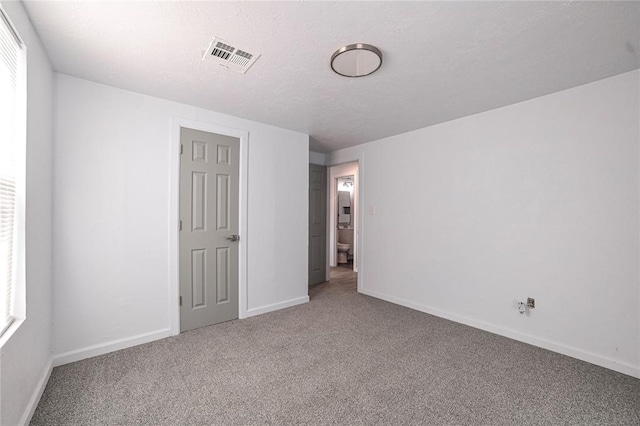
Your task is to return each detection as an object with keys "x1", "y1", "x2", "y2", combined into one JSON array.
[{"x1": 32, "y1": 267, "x2": 640, "y2": 425}]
